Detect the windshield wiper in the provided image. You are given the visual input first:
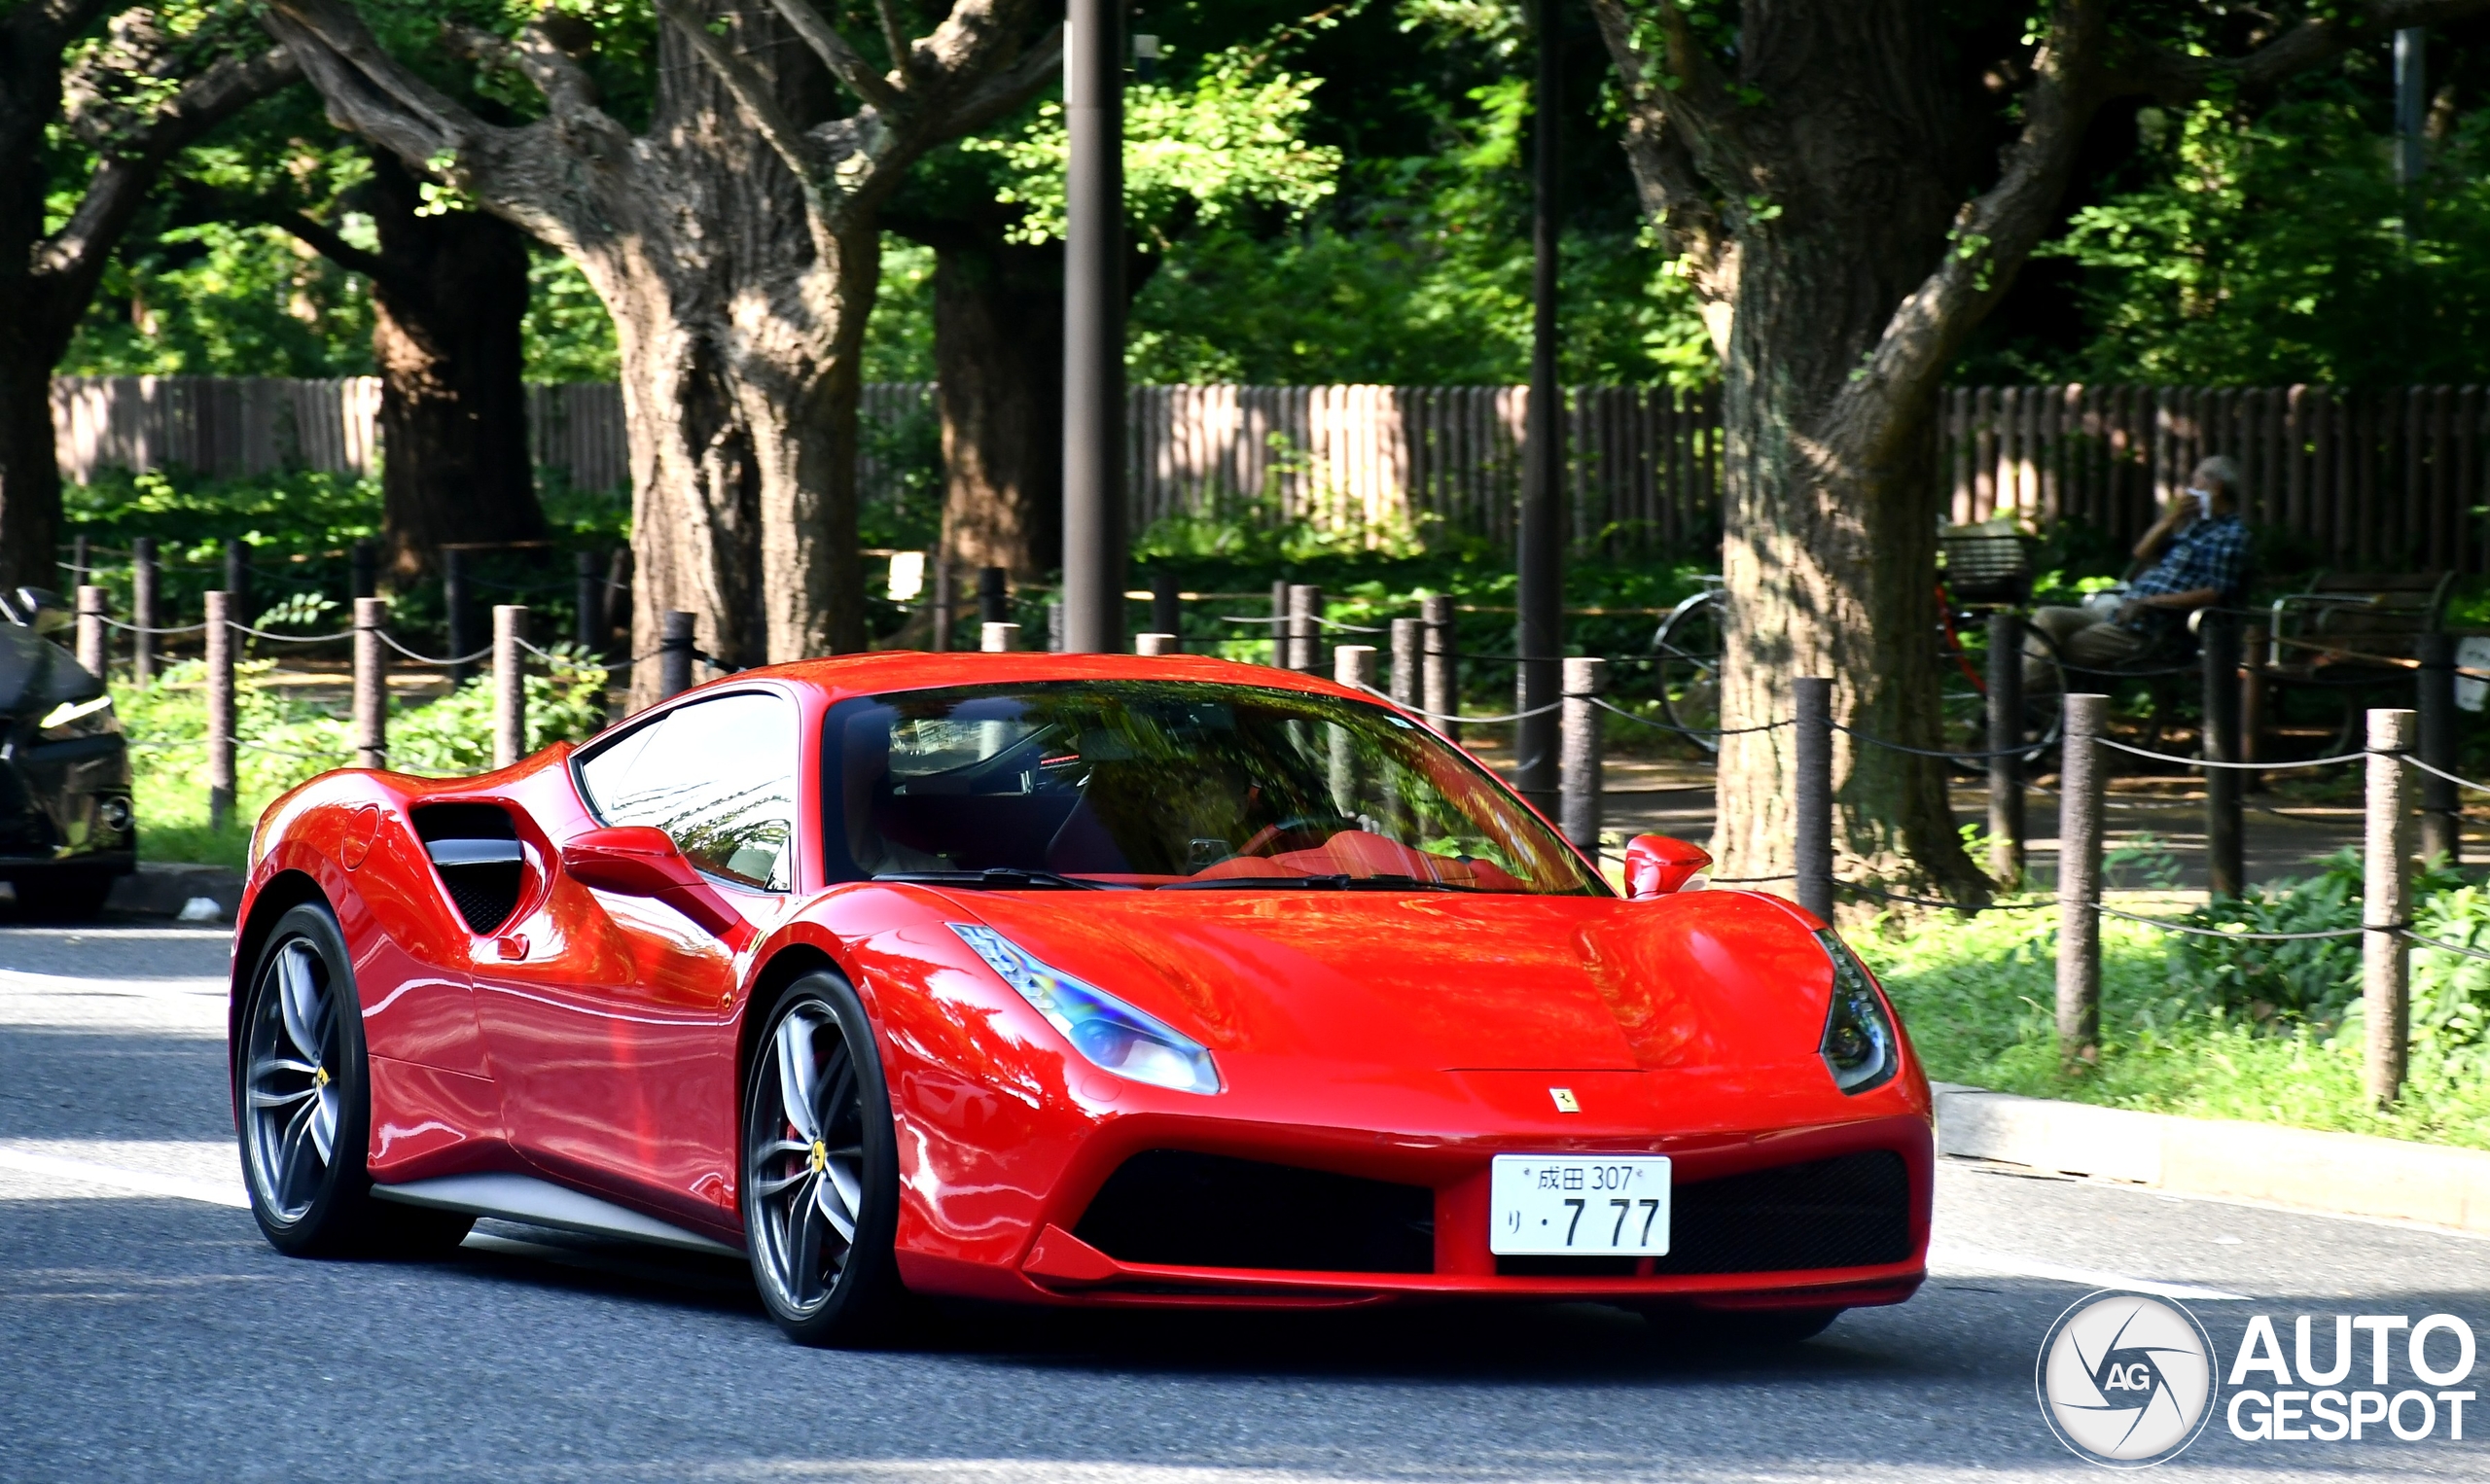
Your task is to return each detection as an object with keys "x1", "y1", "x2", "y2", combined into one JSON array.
[
  {"x1": 872, "y1": 868, "x2": 1119, "y2": 891},
  {"x1": 1159, "y1": 873, "x2": 1483, "y2": 893}
]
